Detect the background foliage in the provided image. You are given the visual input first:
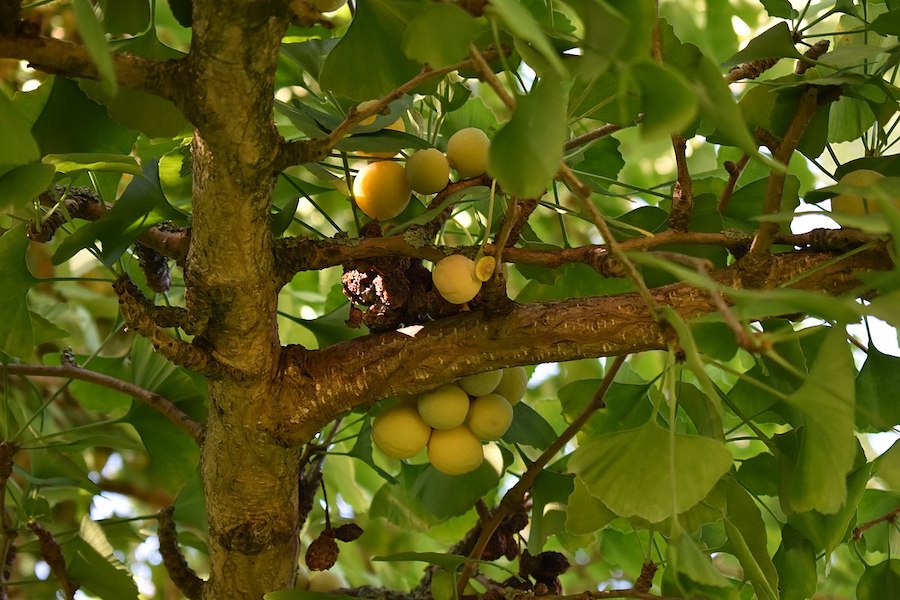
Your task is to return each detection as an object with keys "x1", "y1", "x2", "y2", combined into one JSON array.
[{"x1": 1, "y1": 0, "x2": 900, "y2": 599}]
